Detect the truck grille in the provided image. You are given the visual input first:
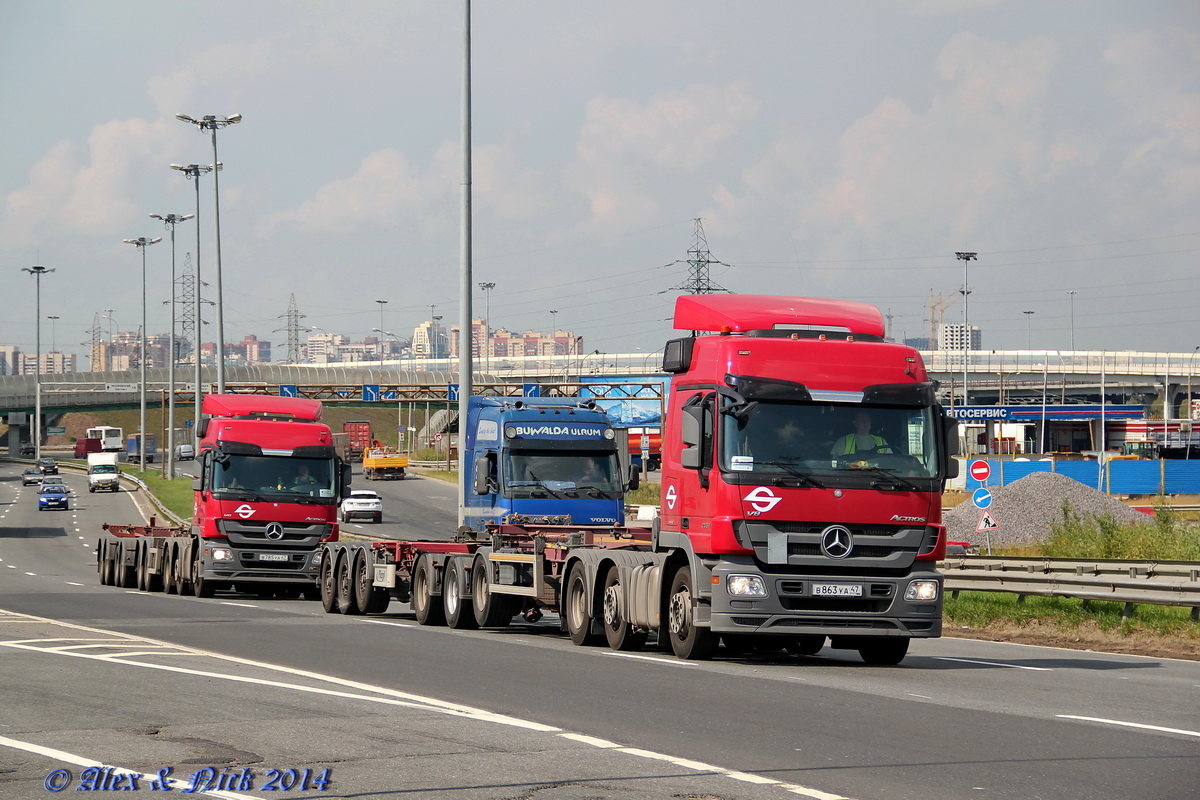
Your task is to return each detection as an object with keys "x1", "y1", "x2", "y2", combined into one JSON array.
[
  {"x1": 734, "y1": 520, "x2": 933, "y2": 570},
  {"x1": 219, "y1": 520, "x2": 331, "y2": 548}
]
